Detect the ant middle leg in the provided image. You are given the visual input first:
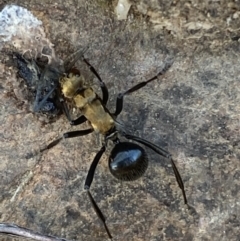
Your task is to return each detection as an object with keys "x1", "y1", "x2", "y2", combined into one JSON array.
[
  {"x1": 40, "y1": 128, "x2": 93, "y2": 152},
  {"x1": 113, "y1": 61, "x2": 173, "y2": 117}
]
